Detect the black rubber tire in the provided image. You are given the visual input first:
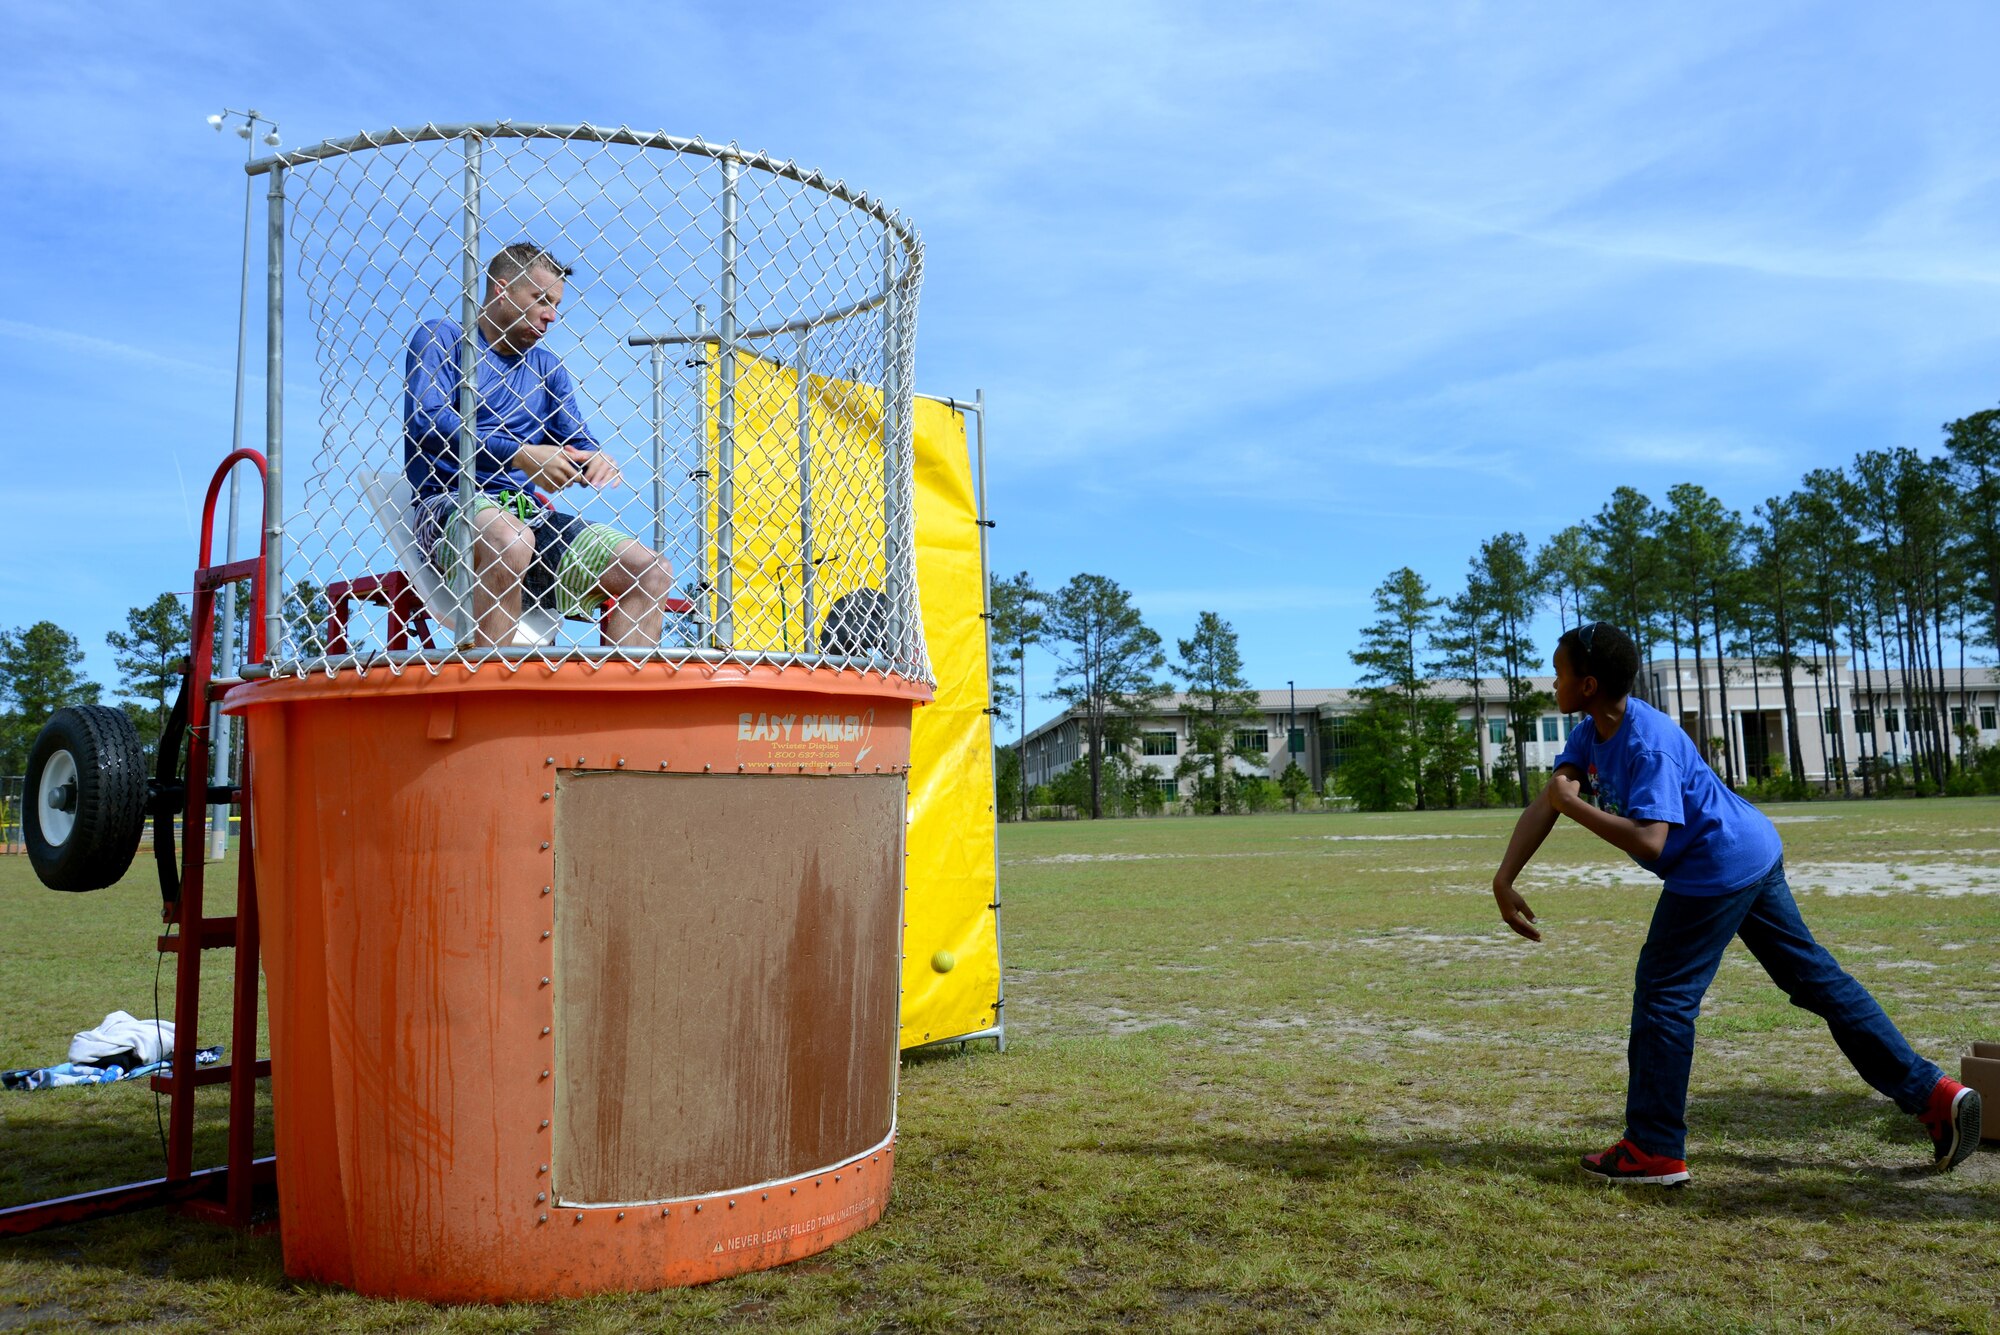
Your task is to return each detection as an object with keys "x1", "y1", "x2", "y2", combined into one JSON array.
[{"x1": 24, "y1": 705, "x2": 149, "y2": 893}]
